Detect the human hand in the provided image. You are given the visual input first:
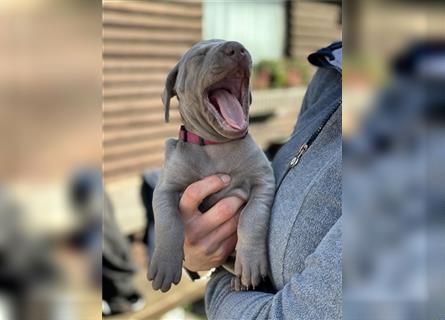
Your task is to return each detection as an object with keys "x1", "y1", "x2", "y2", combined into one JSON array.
[{"x1": 179, "y1": 175, "x2": 244, "y2": 272}]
